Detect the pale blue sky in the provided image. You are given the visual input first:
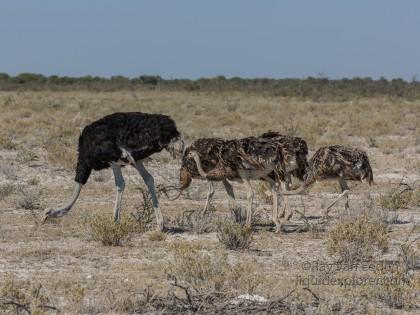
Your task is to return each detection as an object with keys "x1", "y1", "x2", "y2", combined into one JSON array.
[{"x1": 0, "y1": 1, "x2": 419, "y2": 79}]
